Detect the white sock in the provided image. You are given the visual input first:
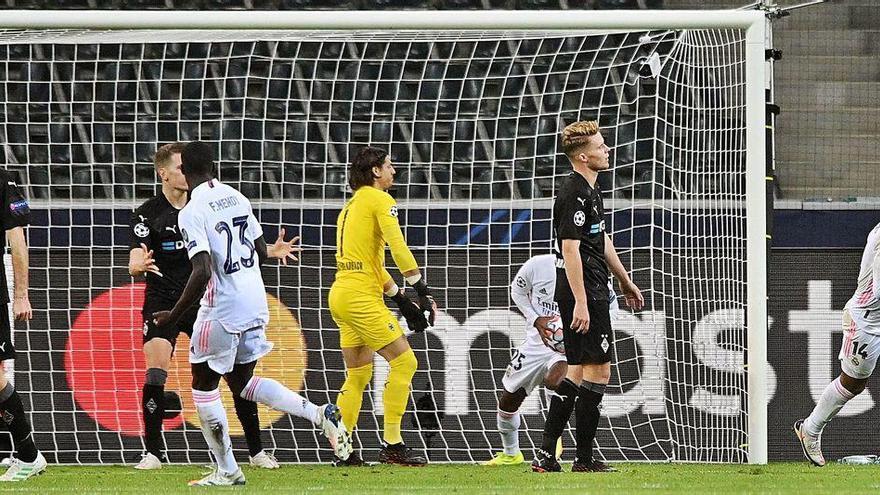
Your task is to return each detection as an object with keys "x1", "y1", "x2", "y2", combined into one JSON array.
[
  {"x1": 242, "y1": 376, "x2": 321, "y2": 426},
  {"x1": 497, "y1": 409, "x2": 521, "y2": 456},
  {"x1": 192, "y1": 388, "x2": 238, "y2": 474},
  {"x1": 804, "y1": 376, "x2": 856, "y2": 436}
]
